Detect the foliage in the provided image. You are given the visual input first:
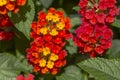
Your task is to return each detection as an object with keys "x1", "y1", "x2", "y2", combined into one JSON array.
[
  {"x1": 78, "y1": 58, "x2": 120, "y2": 80},
  {"x1": 8, "y1": 0, "x2": 35, "y2": 40},
  {"x1": 0, "y1": 0, "x2": 119, "y2": 80}
]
